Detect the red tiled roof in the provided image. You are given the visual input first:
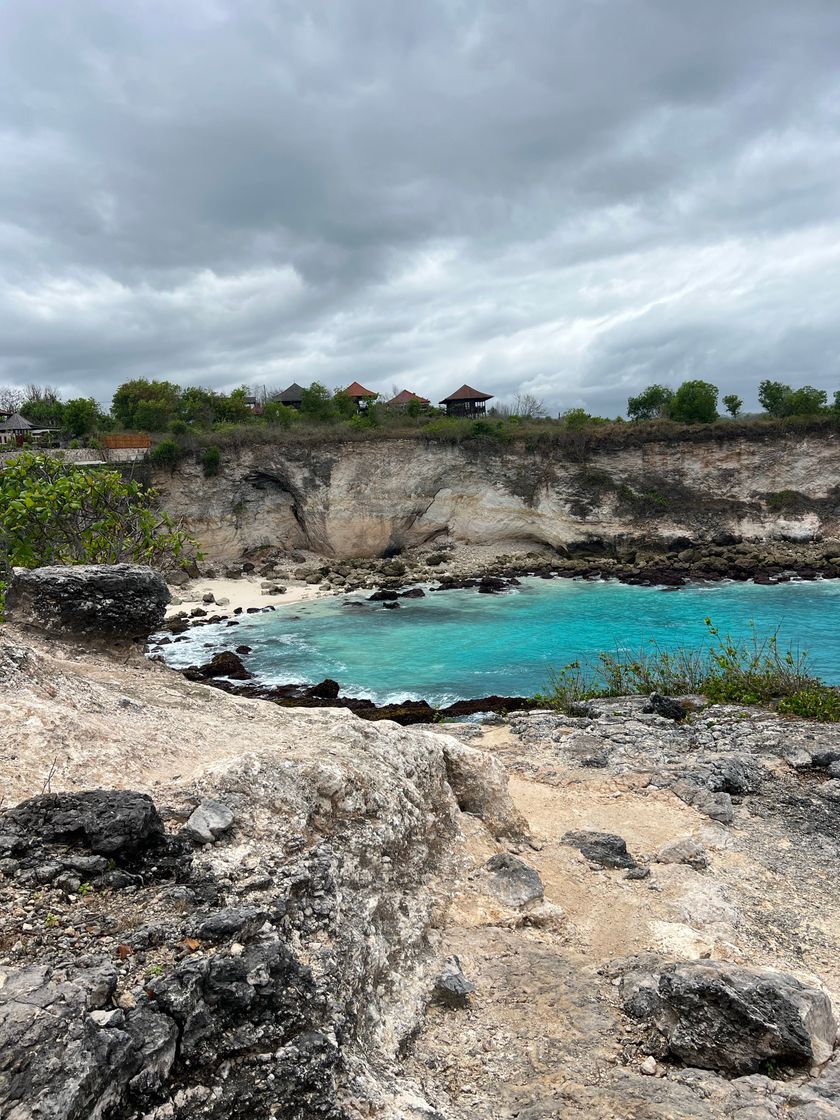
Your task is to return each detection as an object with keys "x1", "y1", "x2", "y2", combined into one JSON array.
[
  {"x1": 440, "y1": 384, "x2": 494, "y2": 403},
  {"x1": 344, "y1": 381, "x2": 377, "y2": 398},
  {"x1": 388, "y1": 389, "x2": 430, "y2": 405}
]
